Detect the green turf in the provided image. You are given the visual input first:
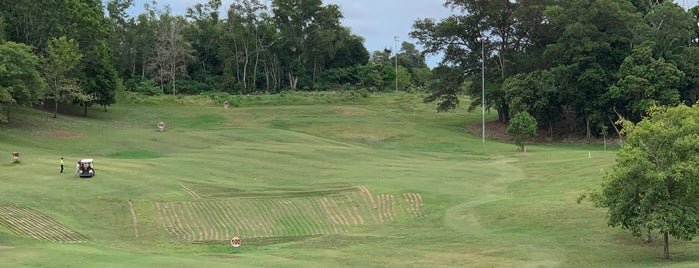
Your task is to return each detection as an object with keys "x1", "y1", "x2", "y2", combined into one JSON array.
[{"x1": 0, "y1": 93, "x2": 696, "y2": 267}]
